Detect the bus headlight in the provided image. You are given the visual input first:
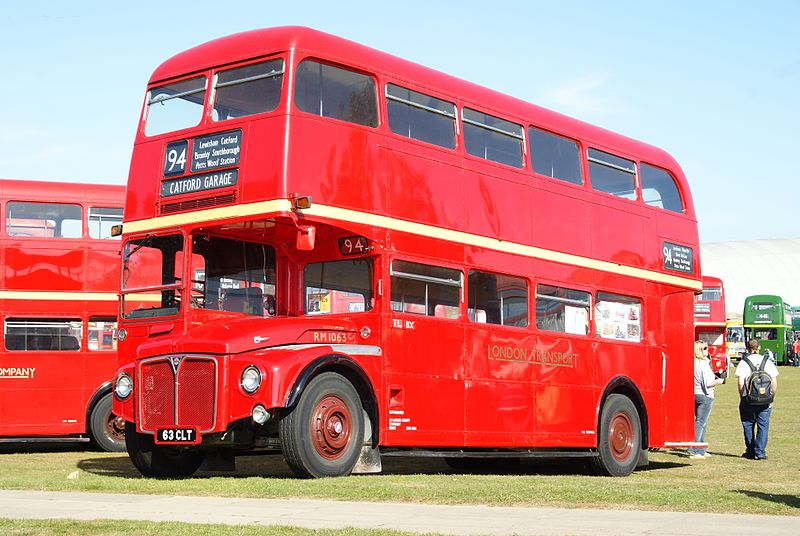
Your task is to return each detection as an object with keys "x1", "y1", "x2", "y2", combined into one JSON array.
[
  {"x1": 240, "y1": 366, "x2": 262, "y2": 394},
  {"x1": 114, "y1": 373, "x2": 133, "y2": 400}
]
